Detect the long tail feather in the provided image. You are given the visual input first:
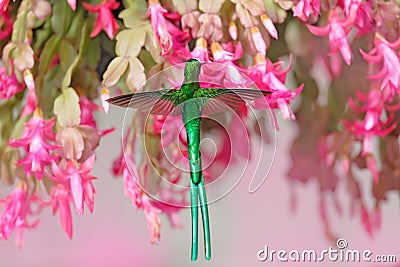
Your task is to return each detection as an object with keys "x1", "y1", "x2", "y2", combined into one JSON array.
[
  {"x1": 190, "y1": 179, "x2": 199, "y2": 261},
  {"x1": 198, "y1": 177, "x2": 211, "y2": 260}
]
